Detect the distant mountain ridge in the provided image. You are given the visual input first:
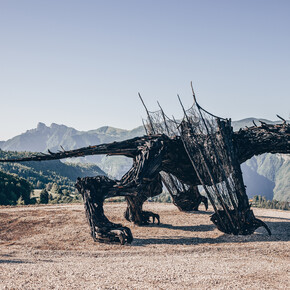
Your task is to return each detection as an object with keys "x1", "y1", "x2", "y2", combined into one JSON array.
[
  {"x1": 0, "y1": 122, "x2": 146, "y2": 178},
  {"x1": 0, "y1": 122, "x2": 145, "y2": 152},
  {"x1": 0, "y1": 118, "x2": 289, "y2": 201},
  {"x1": 1, "y1": 118, "x2": 285, "y2": 151}
]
